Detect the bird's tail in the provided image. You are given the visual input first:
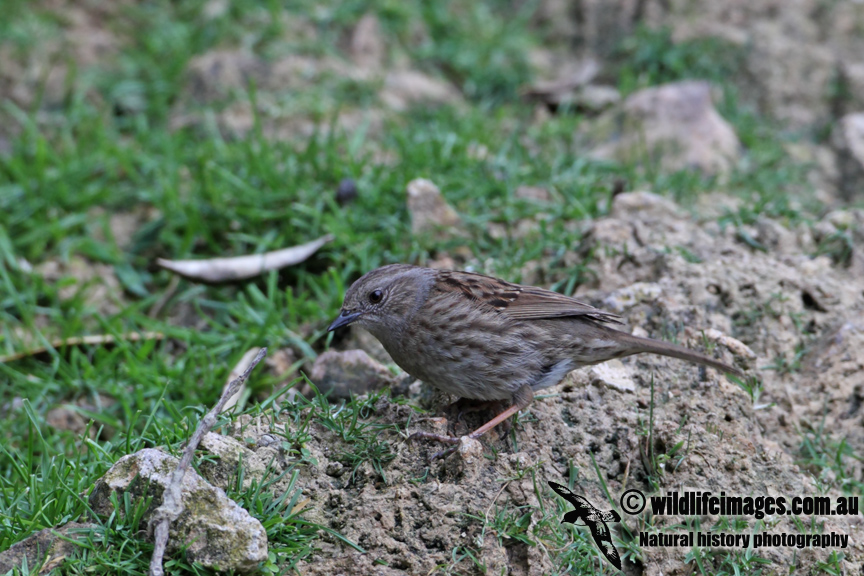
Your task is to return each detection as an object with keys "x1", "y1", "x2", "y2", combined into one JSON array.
[{"x1": 614, "y1": 331, "x2": 743, "y2": 378}]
